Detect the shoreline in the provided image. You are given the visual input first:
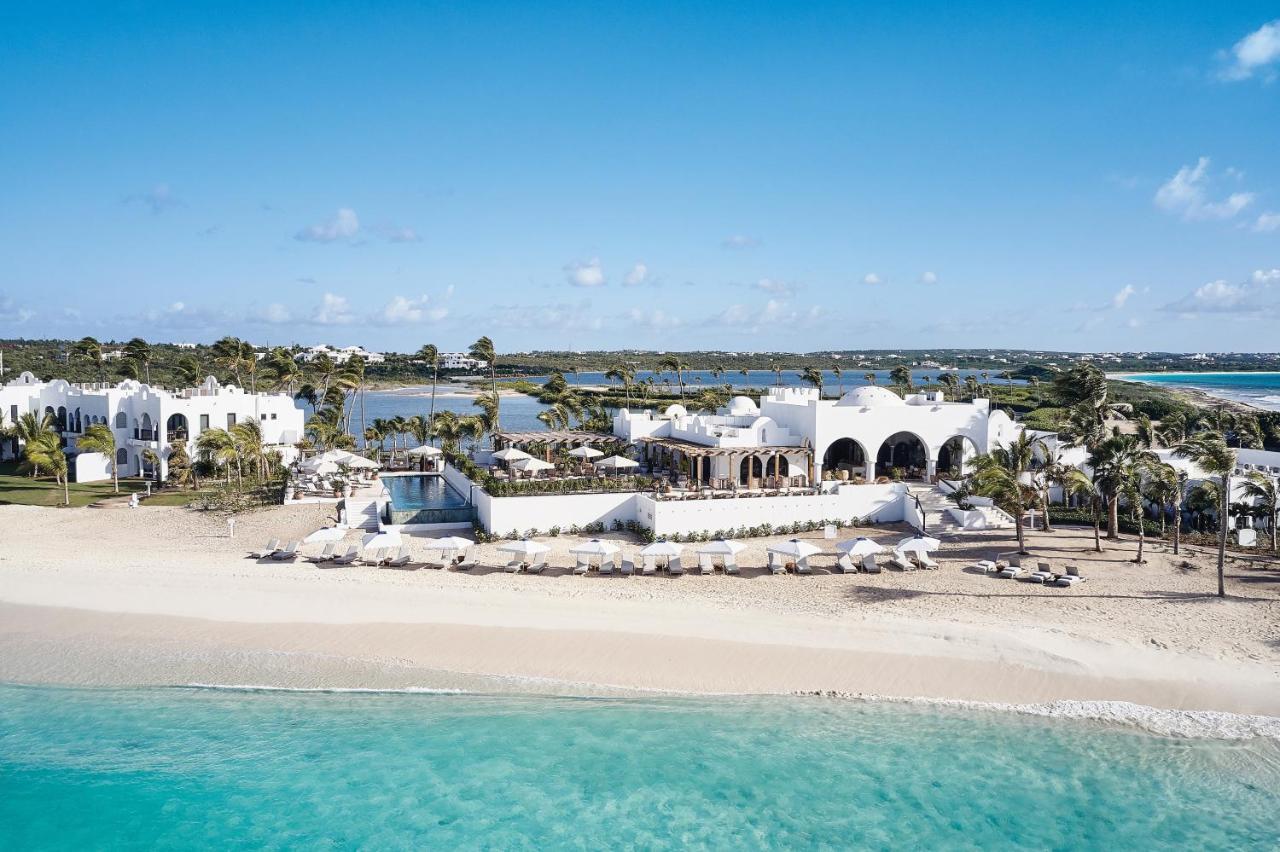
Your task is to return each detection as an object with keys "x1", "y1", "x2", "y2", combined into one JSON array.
[{"x1": 1110, "y1": 371, "x2": 1280, "y2": 414}]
